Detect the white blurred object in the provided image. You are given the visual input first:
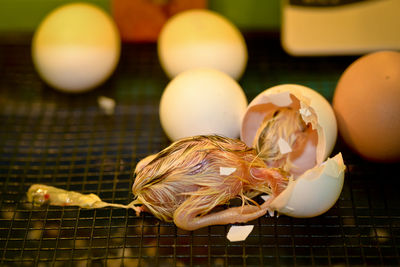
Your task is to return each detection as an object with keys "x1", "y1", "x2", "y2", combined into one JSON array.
[
  {"x1": 98, "y1": 96, "x2": 116, "y2": 115},
  {"x1": 281, "y1": 0, "x2": 400, "y2": 56}
]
